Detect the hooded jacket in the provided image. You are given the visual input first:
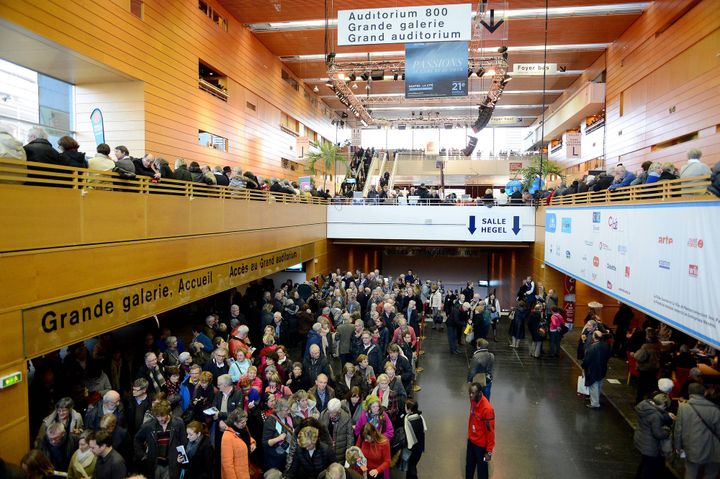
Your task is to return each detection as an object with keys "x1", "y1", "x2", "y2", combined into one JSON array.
[{"x1": 633, "y1": 399, "x2": 670, "y2": 457}]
